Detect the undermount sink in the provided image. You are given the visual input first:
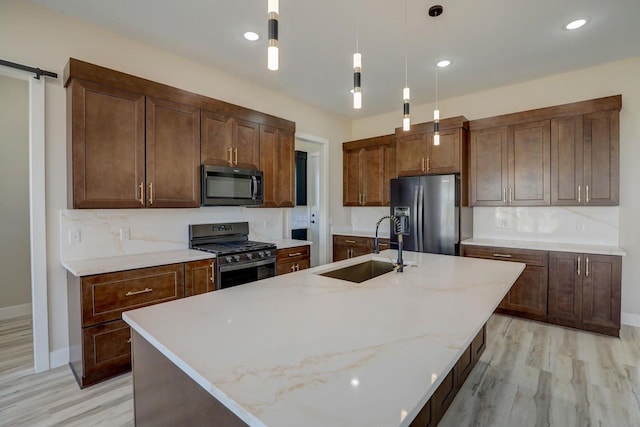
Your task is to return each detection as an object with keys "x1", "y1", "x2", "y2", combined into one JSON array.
[{"x1": 318, "y1": 260, "x2": 396, "y2": 283}]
